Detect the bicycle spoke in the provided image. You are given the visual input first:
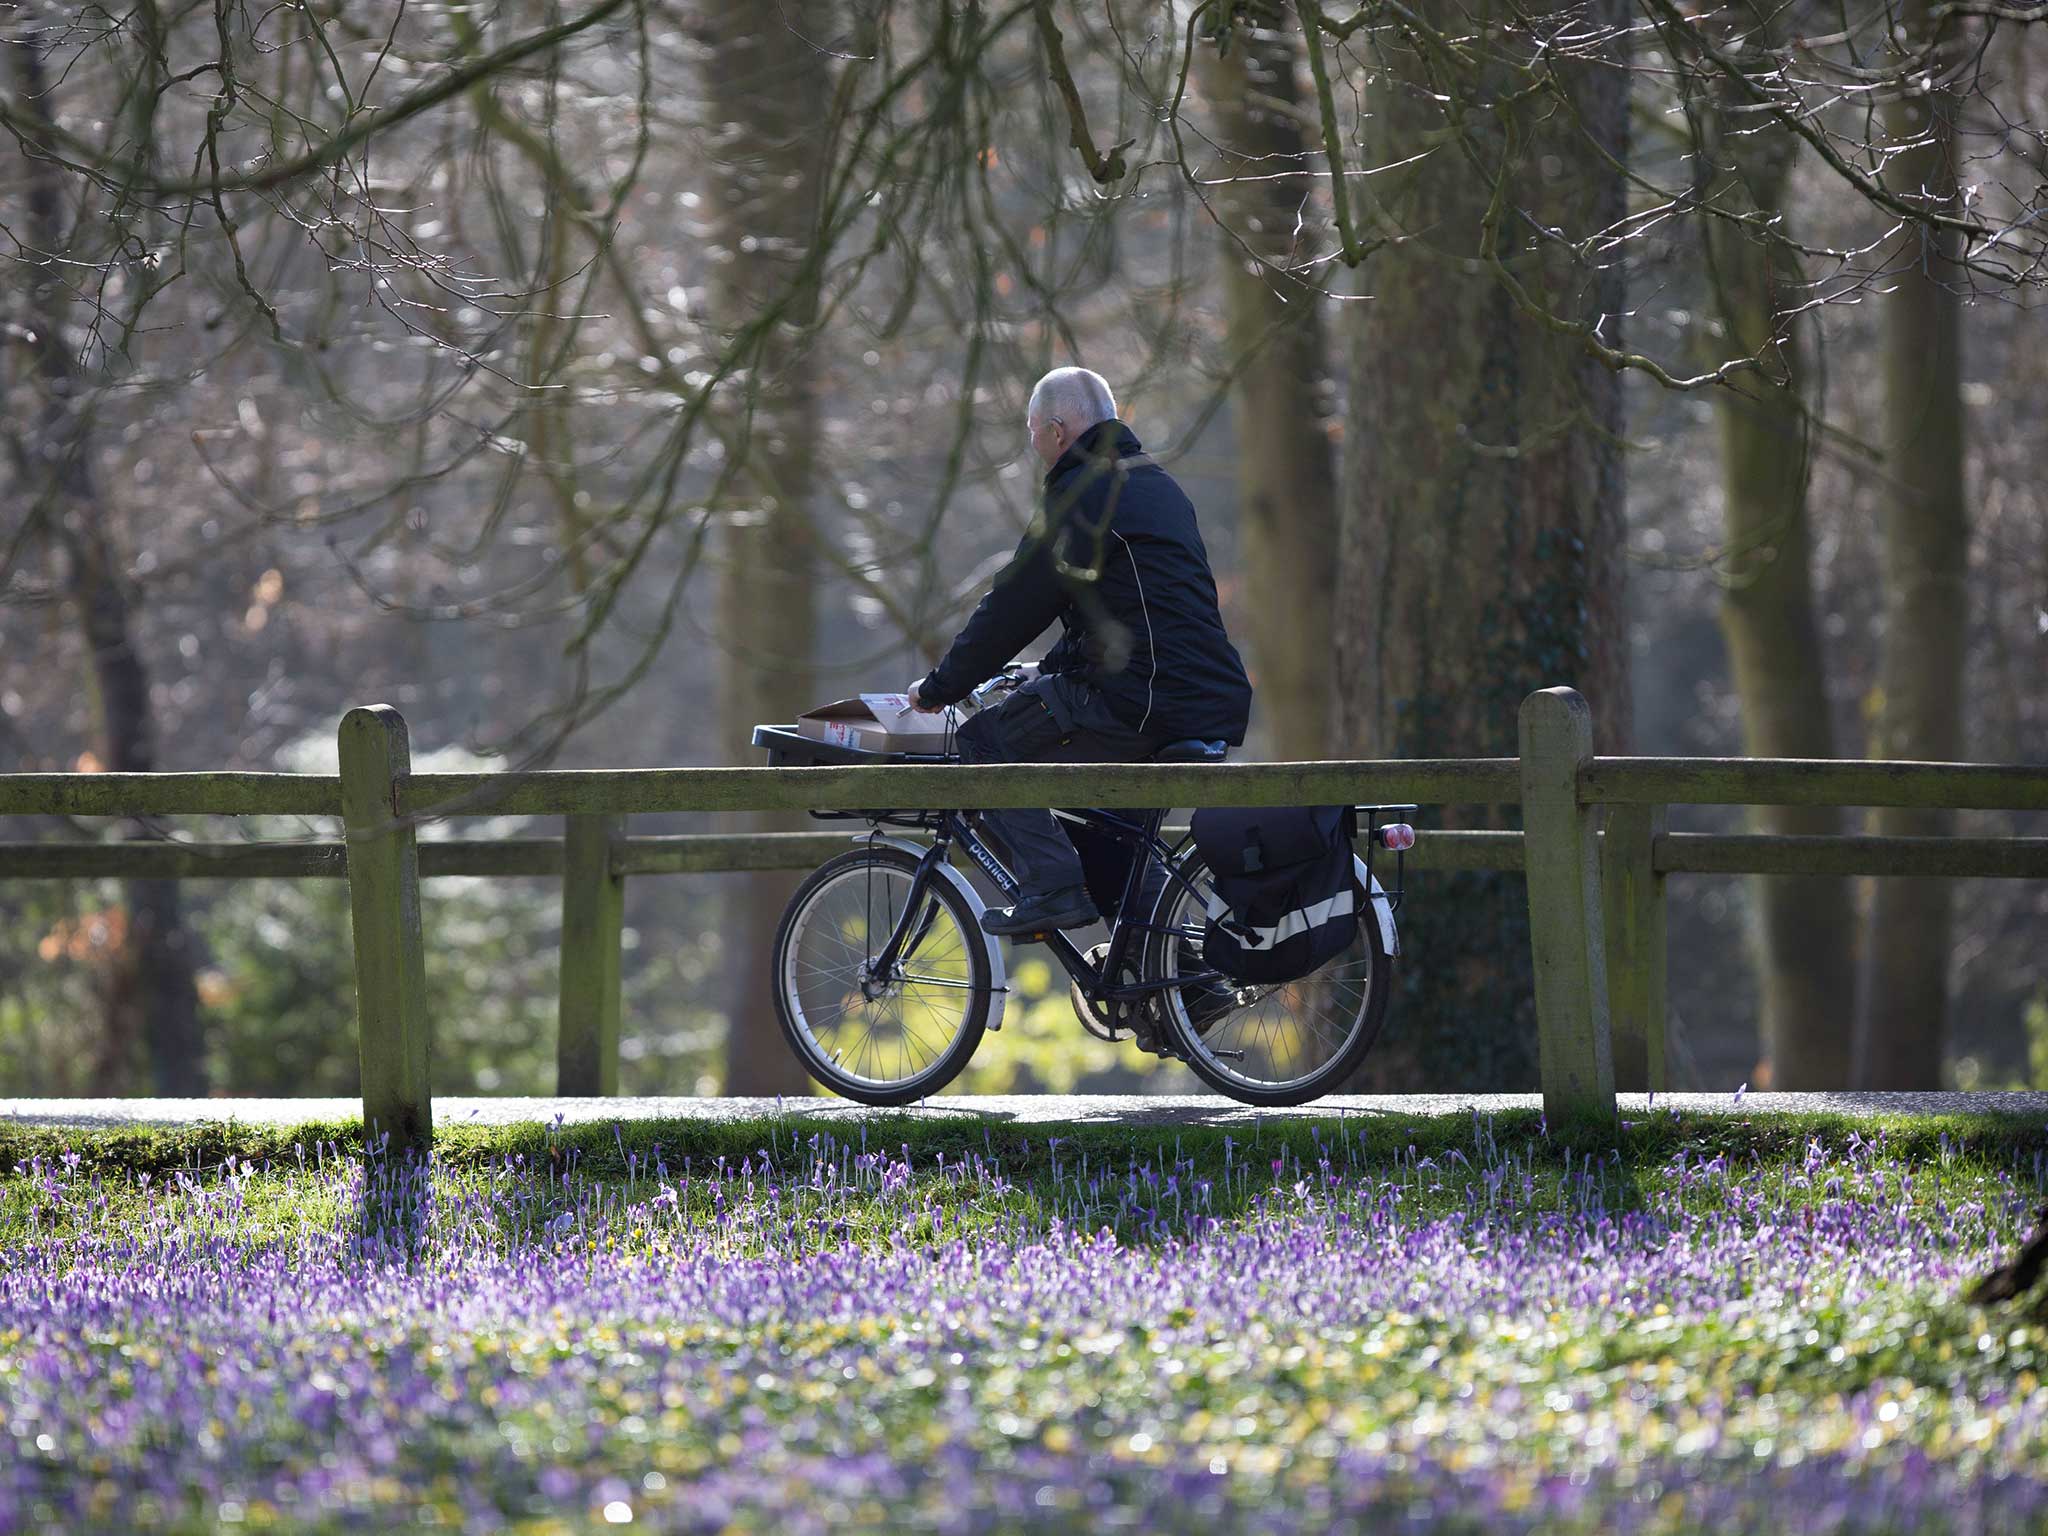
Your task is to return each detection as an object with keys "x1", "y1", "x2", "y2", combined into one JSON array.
[
  {"x1": 885, "y1": 993, "x2": 944, "y2": 1075},
  {"x1": 889, "y1": 1005, "x2": 943, "y2": 1067},
  {"x1": 834, "y1": 1014, "x2": 881, "y2": 1075},
  {"x1": 791, "y1": 958, "x2": 870, "y2": 983}
]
